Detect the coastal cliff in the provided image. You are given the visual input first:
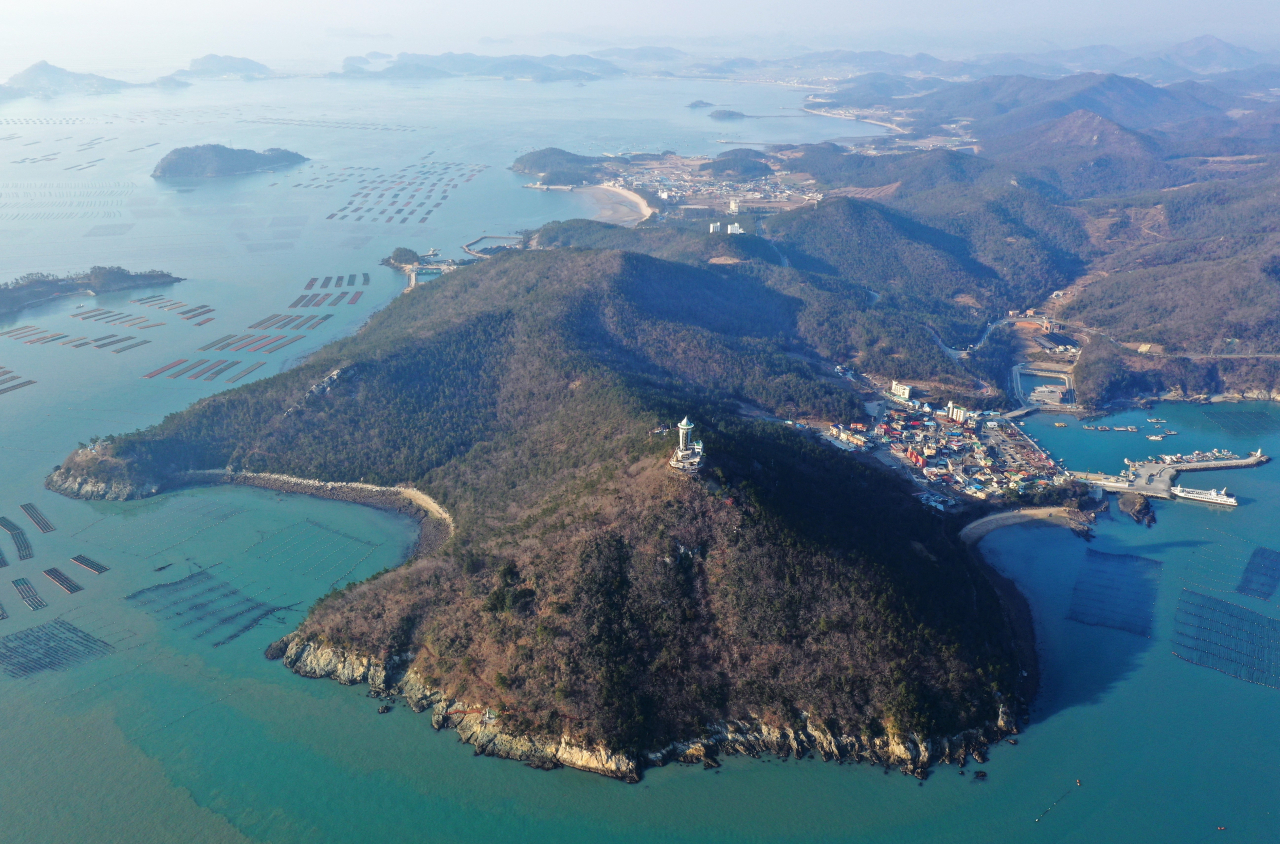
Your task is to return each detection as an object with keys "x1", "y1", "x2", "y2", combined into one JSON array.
[{"x1": 272, "y1": 632, "x2": 1013, "y2": 782}]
